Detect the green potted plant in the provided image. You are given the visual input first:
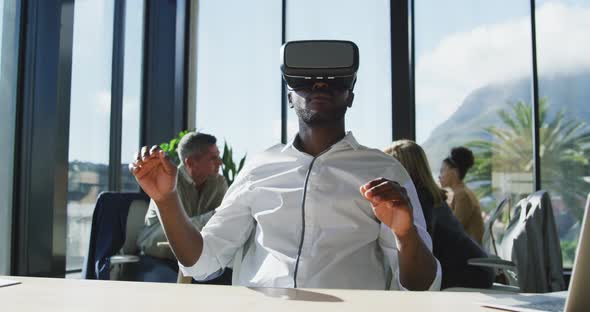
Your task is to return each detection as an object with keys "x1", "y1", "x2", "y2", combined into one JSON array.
[{"x1": 221, "y1": 141, "x2": 246, "y2": 186}]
